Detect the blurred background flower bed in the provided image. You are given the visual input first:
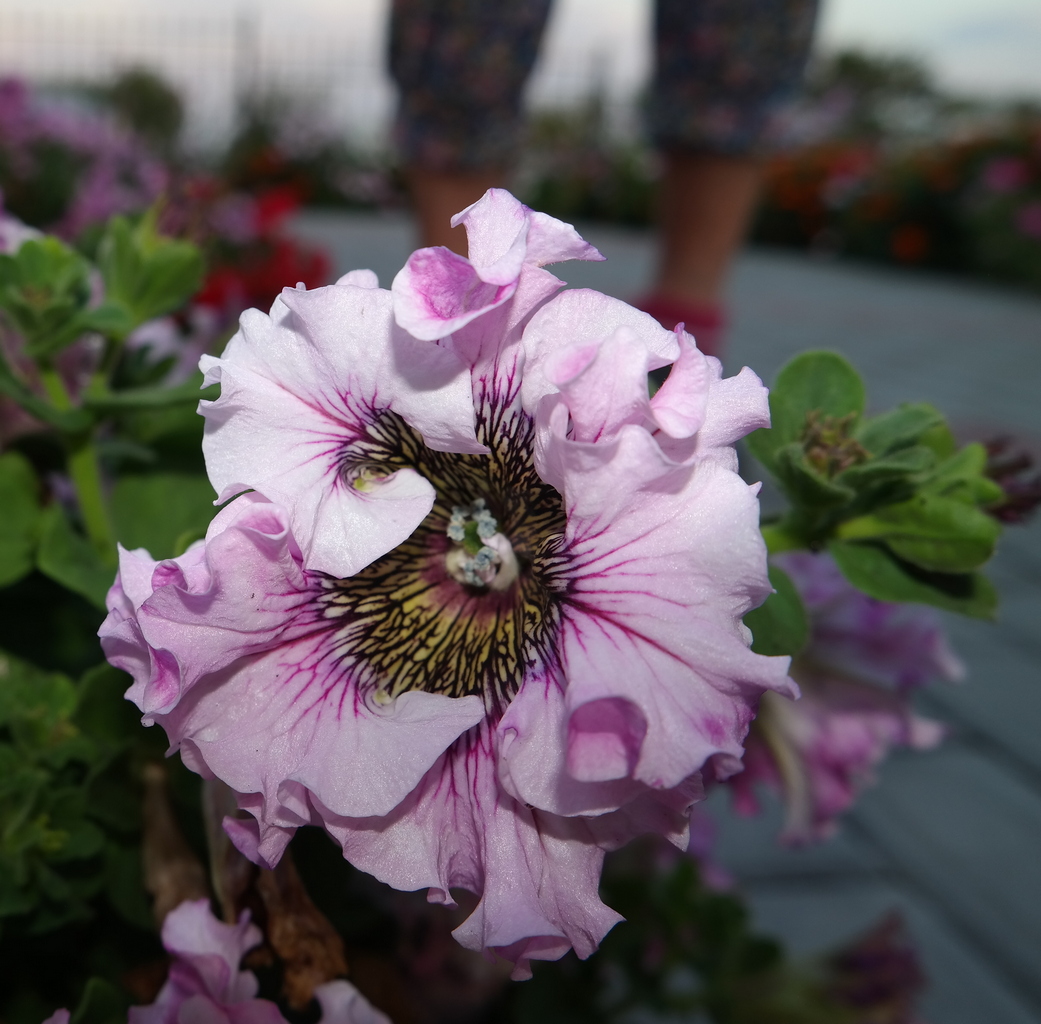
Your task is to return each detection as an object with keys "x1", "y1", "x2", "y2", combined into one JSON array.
[{"x1": 5, "y1": 49, "x2": 1041, "y2": 296}]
